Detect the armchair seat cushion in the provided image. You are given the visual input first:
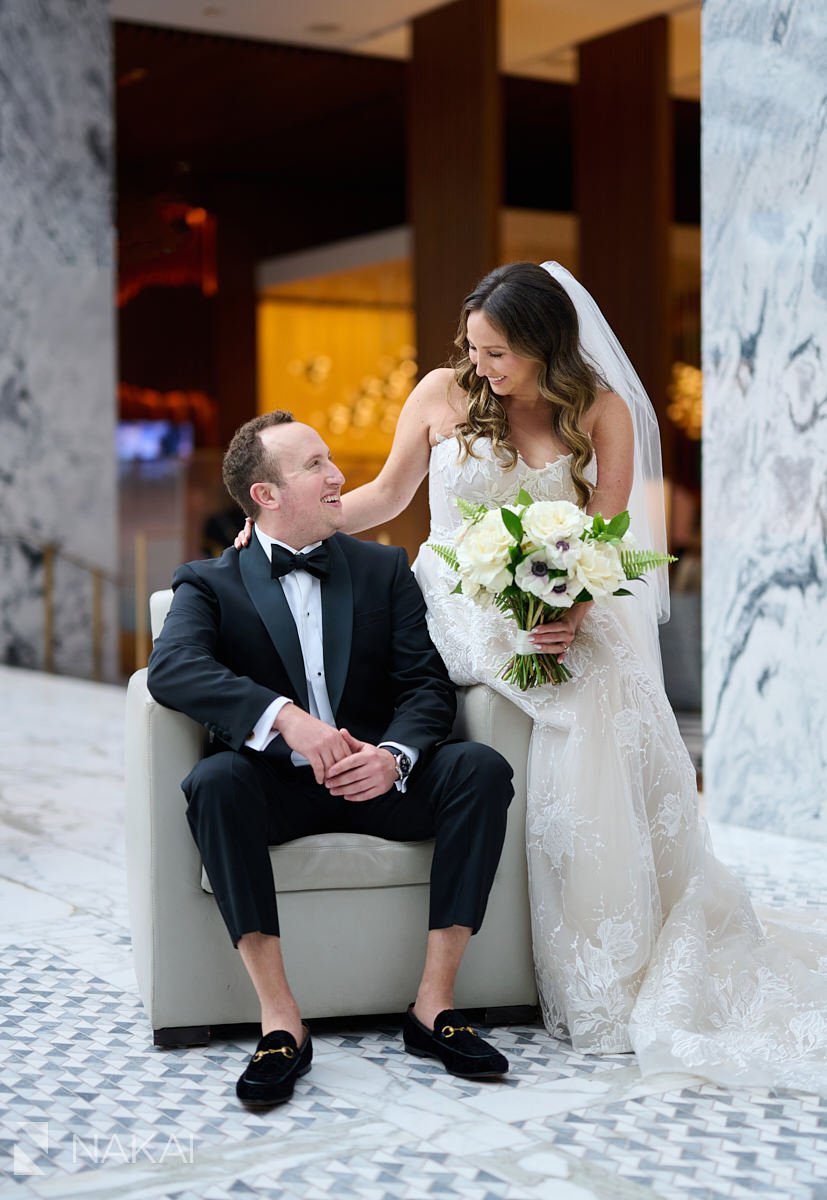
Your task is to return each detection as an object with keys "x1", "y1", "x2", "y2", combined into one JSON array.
[{"x1": 200, "y1": 832, "x2": 435, "y2": 896}]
